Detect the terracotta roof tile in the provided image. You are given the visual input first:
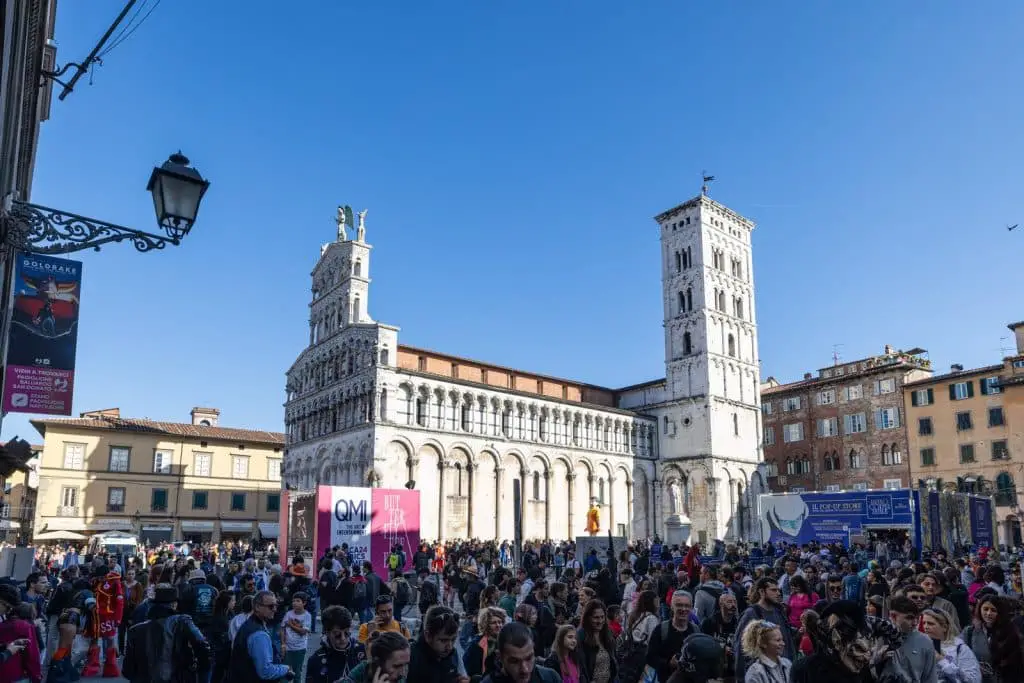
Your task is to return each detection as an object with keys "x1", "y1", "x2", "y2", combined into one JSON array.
[{"x1": 31, "y1": 417, "x2": 284, "y2": 446}]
